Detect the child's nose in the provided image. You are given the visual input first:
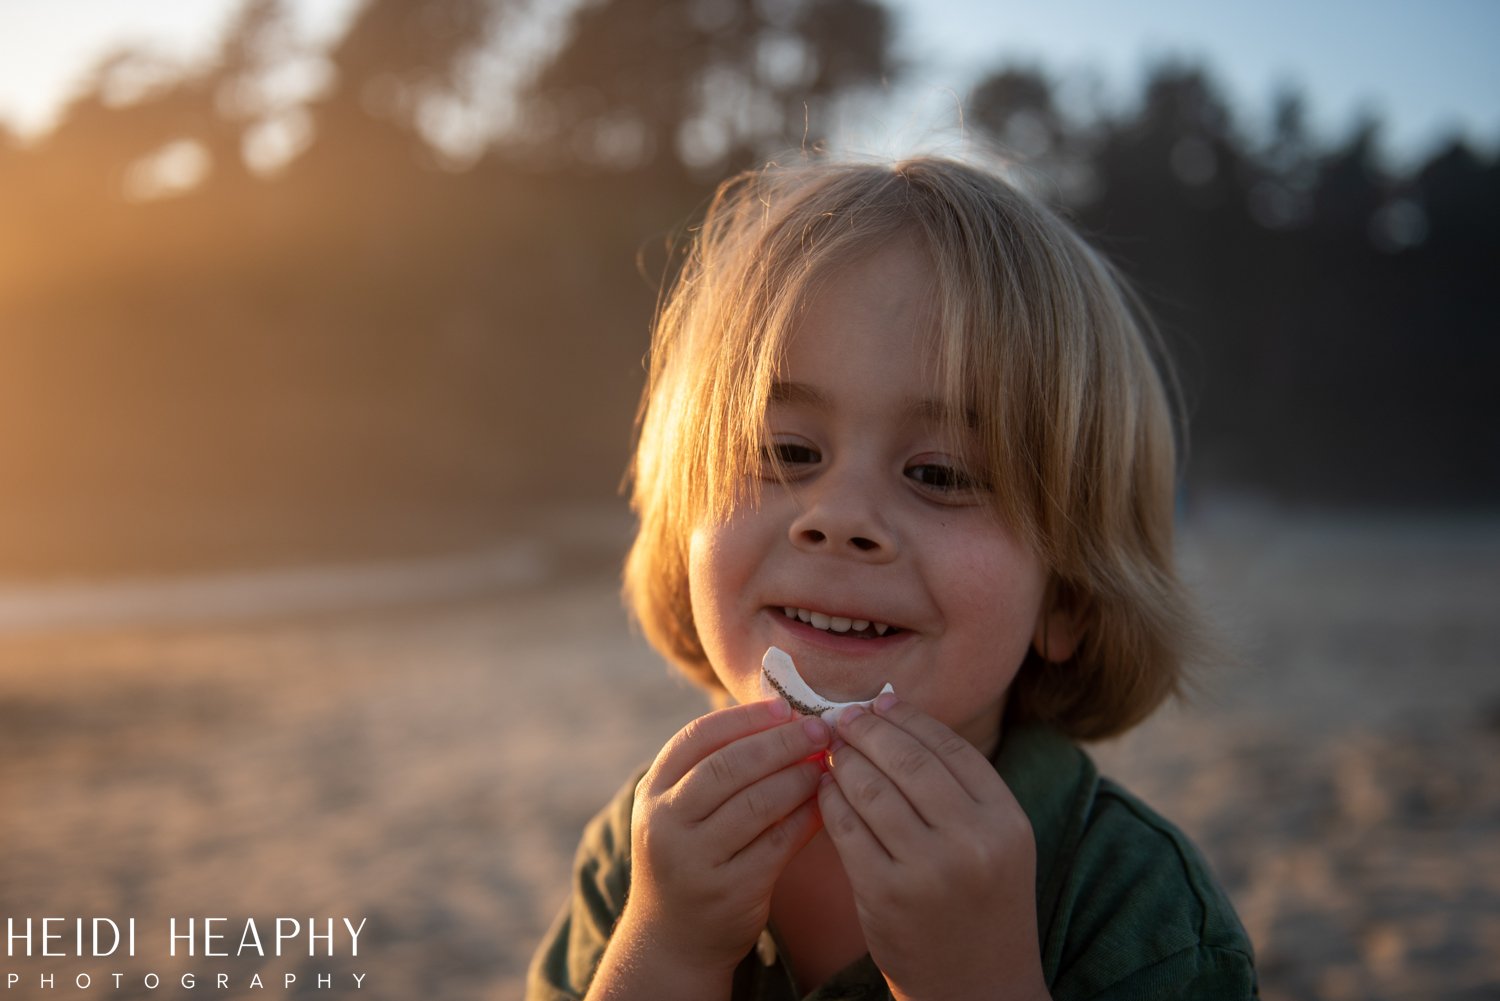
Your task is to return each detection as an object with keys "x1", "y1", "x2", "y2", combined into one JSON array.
[{"x1": 787, "y1": 474, "x2": 896, "y2": 560}]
